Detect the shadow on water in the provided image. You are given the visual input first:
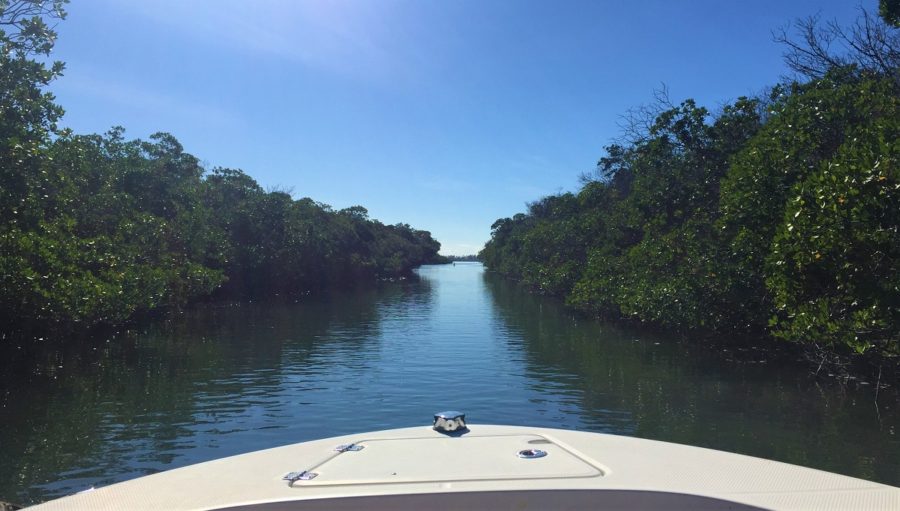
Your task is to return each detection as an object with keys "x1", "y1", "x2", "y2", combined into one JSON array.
[{"x1": 482, "y1": 272, "x2": 900, "y2": 487}]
